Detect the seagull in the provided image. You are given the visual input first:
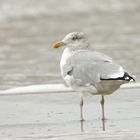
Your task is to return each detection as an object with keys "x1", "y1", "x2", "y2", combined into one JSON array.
[{"x1": 53, "y1": 32, "x2": 135, "y2": 121}]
